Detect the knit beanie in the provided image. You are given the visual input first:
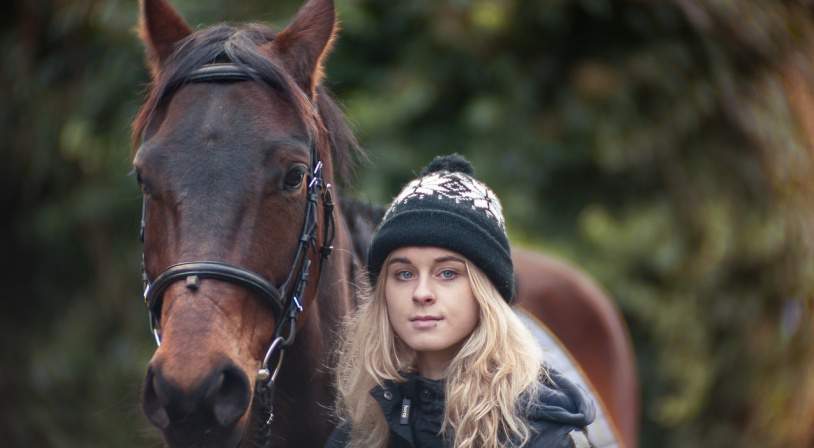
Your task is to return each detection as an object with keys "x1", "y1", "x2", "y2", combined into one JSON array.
[{"x1": 368, "y1": 154, "x2": 515, "y2": 302}]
